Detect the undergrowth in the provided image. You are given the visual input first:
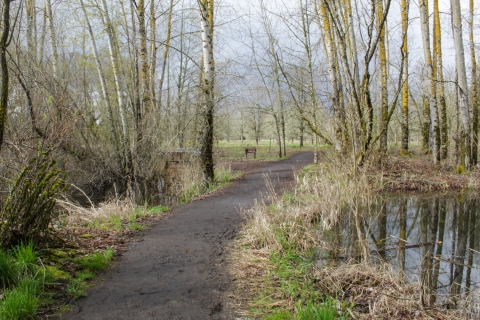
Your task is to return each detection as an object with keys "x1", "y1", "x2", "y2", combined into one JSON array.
[{"x1": 0, "y1": 241, "x2": 117, "y2": 319}]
